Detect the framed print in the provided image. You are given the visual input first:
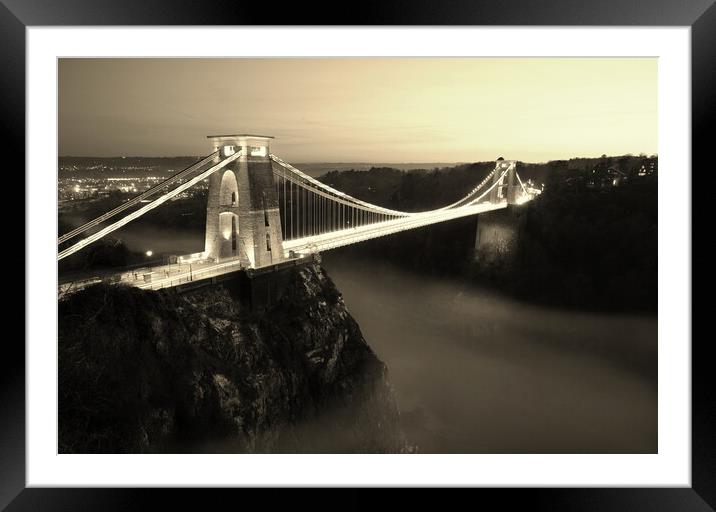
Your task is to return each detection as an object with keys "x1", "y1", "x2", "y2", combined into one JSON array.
[{"x1": 5, "y1": 0, "x2": 711, "y2": 508}]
